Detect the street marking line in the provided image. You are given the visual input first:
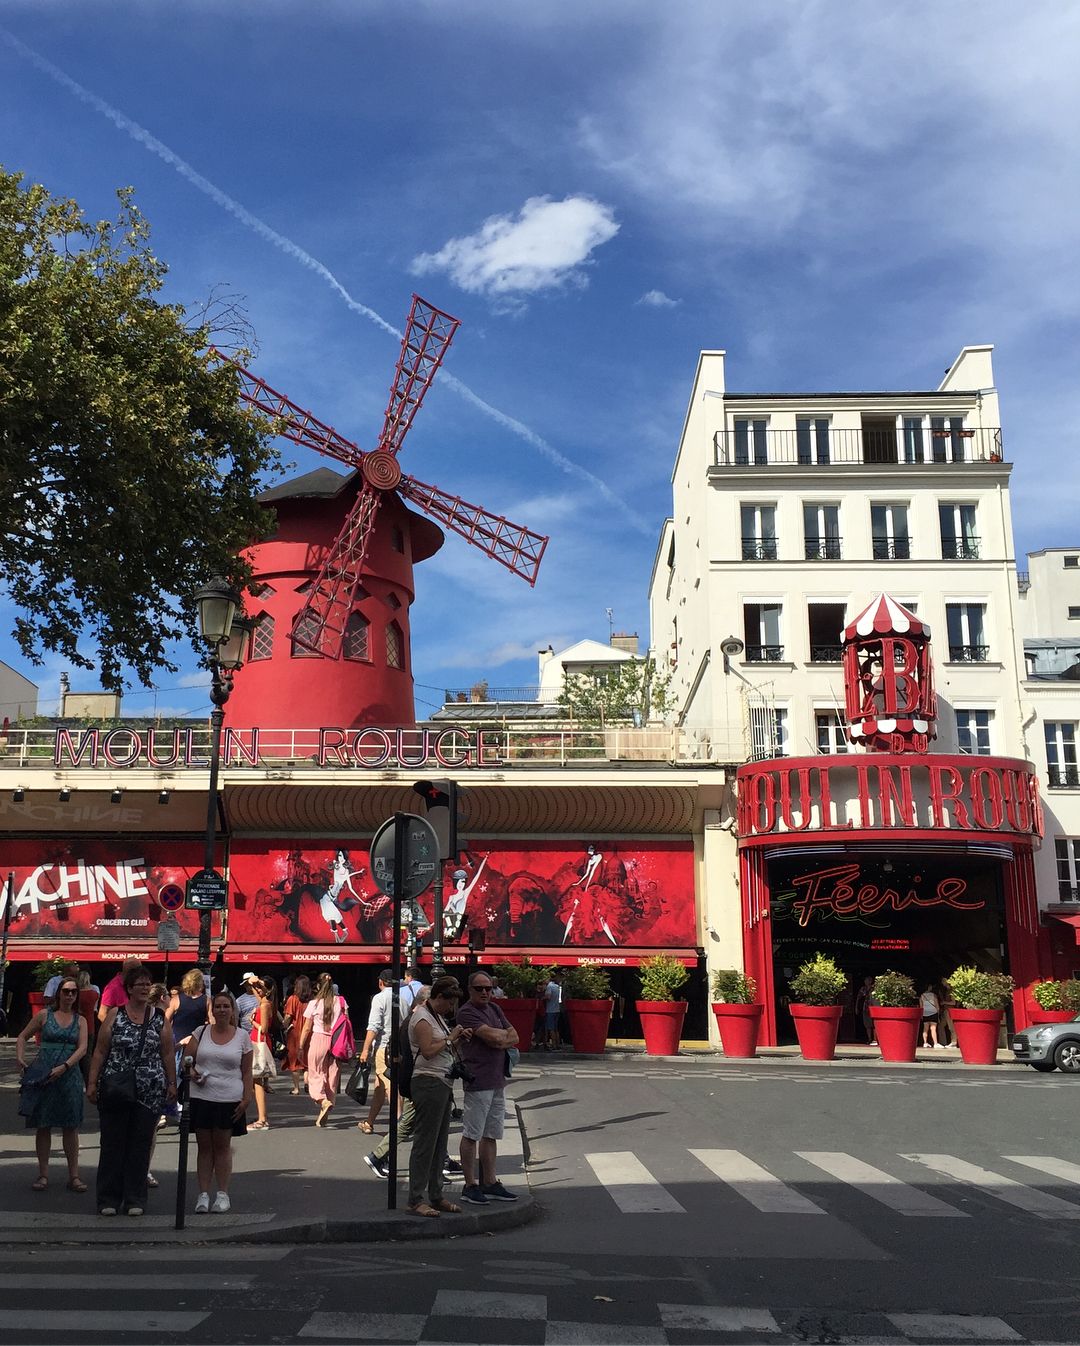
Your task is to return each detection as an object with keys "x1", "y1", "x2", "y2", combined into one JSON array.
[
  {"x1": 901, "y1": 1153, "x2": 1080, "y2": 1218},
  {"x1": 886, "y1": 1313, "x2": 1022, "y2": 1340},
  {"x1": 0, "y1": 1273, "x2": 253, "y2": 1290},
  {"x1": 689, "y1": 1149, "x2": 826, "y2": 1215},
  {"x1": 1004, "y1": 1154, "x2": 1080, "y2": 1186},
  {"x1": 431, "y1": 1288, "x2": 548, "y2": 1319},
  {"x1": 584, "y1": 1152, "x2": 686, "y2": 1214},
  {"x1": 298, "y1": 1312, "x2": 425, "y2": 1341},
  {"x1": 659, "y1": 1303, "x2": 781, "y2": 1333},
  {"x1": 796, "y1": 1151, "x2": 967, "y2": 1217},
  {"x1": 546, "y1": 1323, "x2": 665, "y2": 1344},
  {"x1": 0, "y1": 1310, "x2": 209, "y2": 1333}
]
